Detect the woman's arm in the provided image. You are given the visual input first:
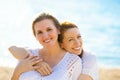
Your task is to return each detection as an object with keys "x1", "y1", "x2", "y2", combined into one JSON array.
[
  {"x1": 11, "y1": 55, "x2": 41, "y2": 80},
  {"x1": 8, "y1": 46, "x2": 29, "y2": 60},
  {"x1": 9, "y1": 46, "x2": 53, "y2": 76}
]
